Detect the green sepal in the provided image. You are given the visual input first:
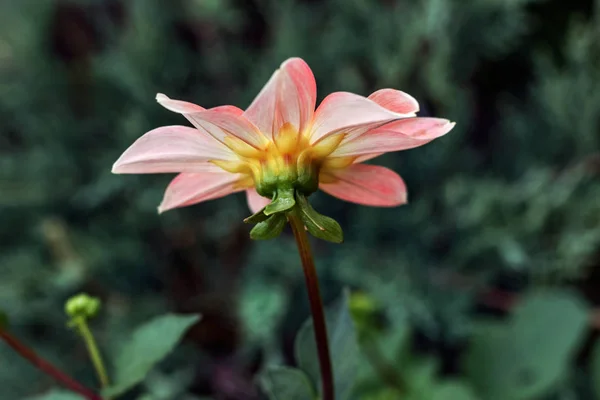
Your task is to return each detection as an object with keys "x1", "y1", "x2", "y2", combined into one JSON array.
[
  {"x1": 243, "y1": 208, "x2": 270, "y2": 224},
  {"x1": 250, "y1": 213, "x2": 287, "y2": 240},
  {"x1": 264, "y1": 187, "x2": 296, "y2": 215},
  {"x1": 296, "y1": 193, "x2": 343, "y2": 243},
  {"x1": 0, "y1": 309, "x2": 8, "y2": 329}
]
